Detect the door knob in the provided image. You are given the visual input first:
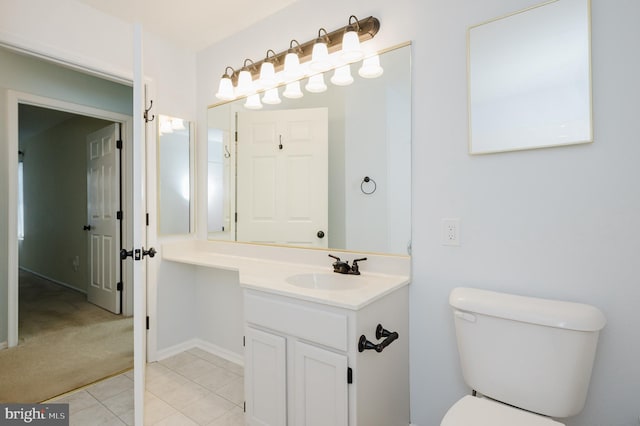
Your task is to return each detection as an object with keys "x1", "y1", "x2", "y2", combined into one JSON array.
[
  {"x1": 142, "y1": 247, "x2": 157, "y2": 259},
  {"x1": 83, "y1": 225, "x2": 91, "y2": 231},
  {"x1": 317, "y1": 230, "x2": 325, "y2": 238}
]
